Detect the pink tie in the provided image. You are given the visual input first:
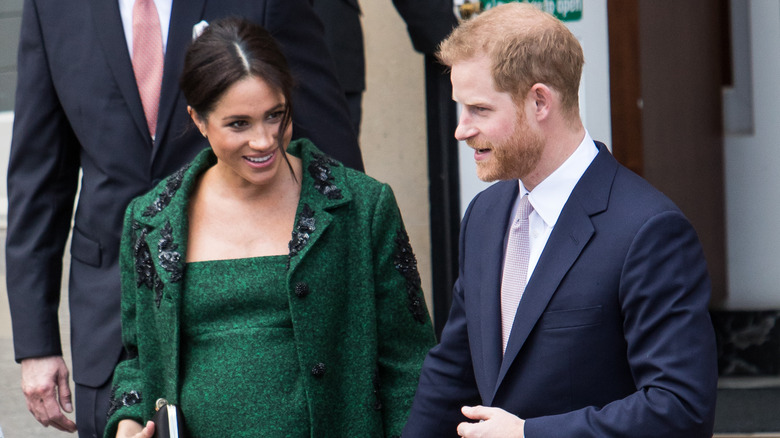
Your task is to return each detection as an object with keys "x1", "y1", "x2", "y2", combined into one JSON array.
[
  {"x1": 133, "y1": 0, "x2": 163, "y2": 138},
  {"x1": 500, "y1": 195, "x2": 533, "y2": 353}
]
